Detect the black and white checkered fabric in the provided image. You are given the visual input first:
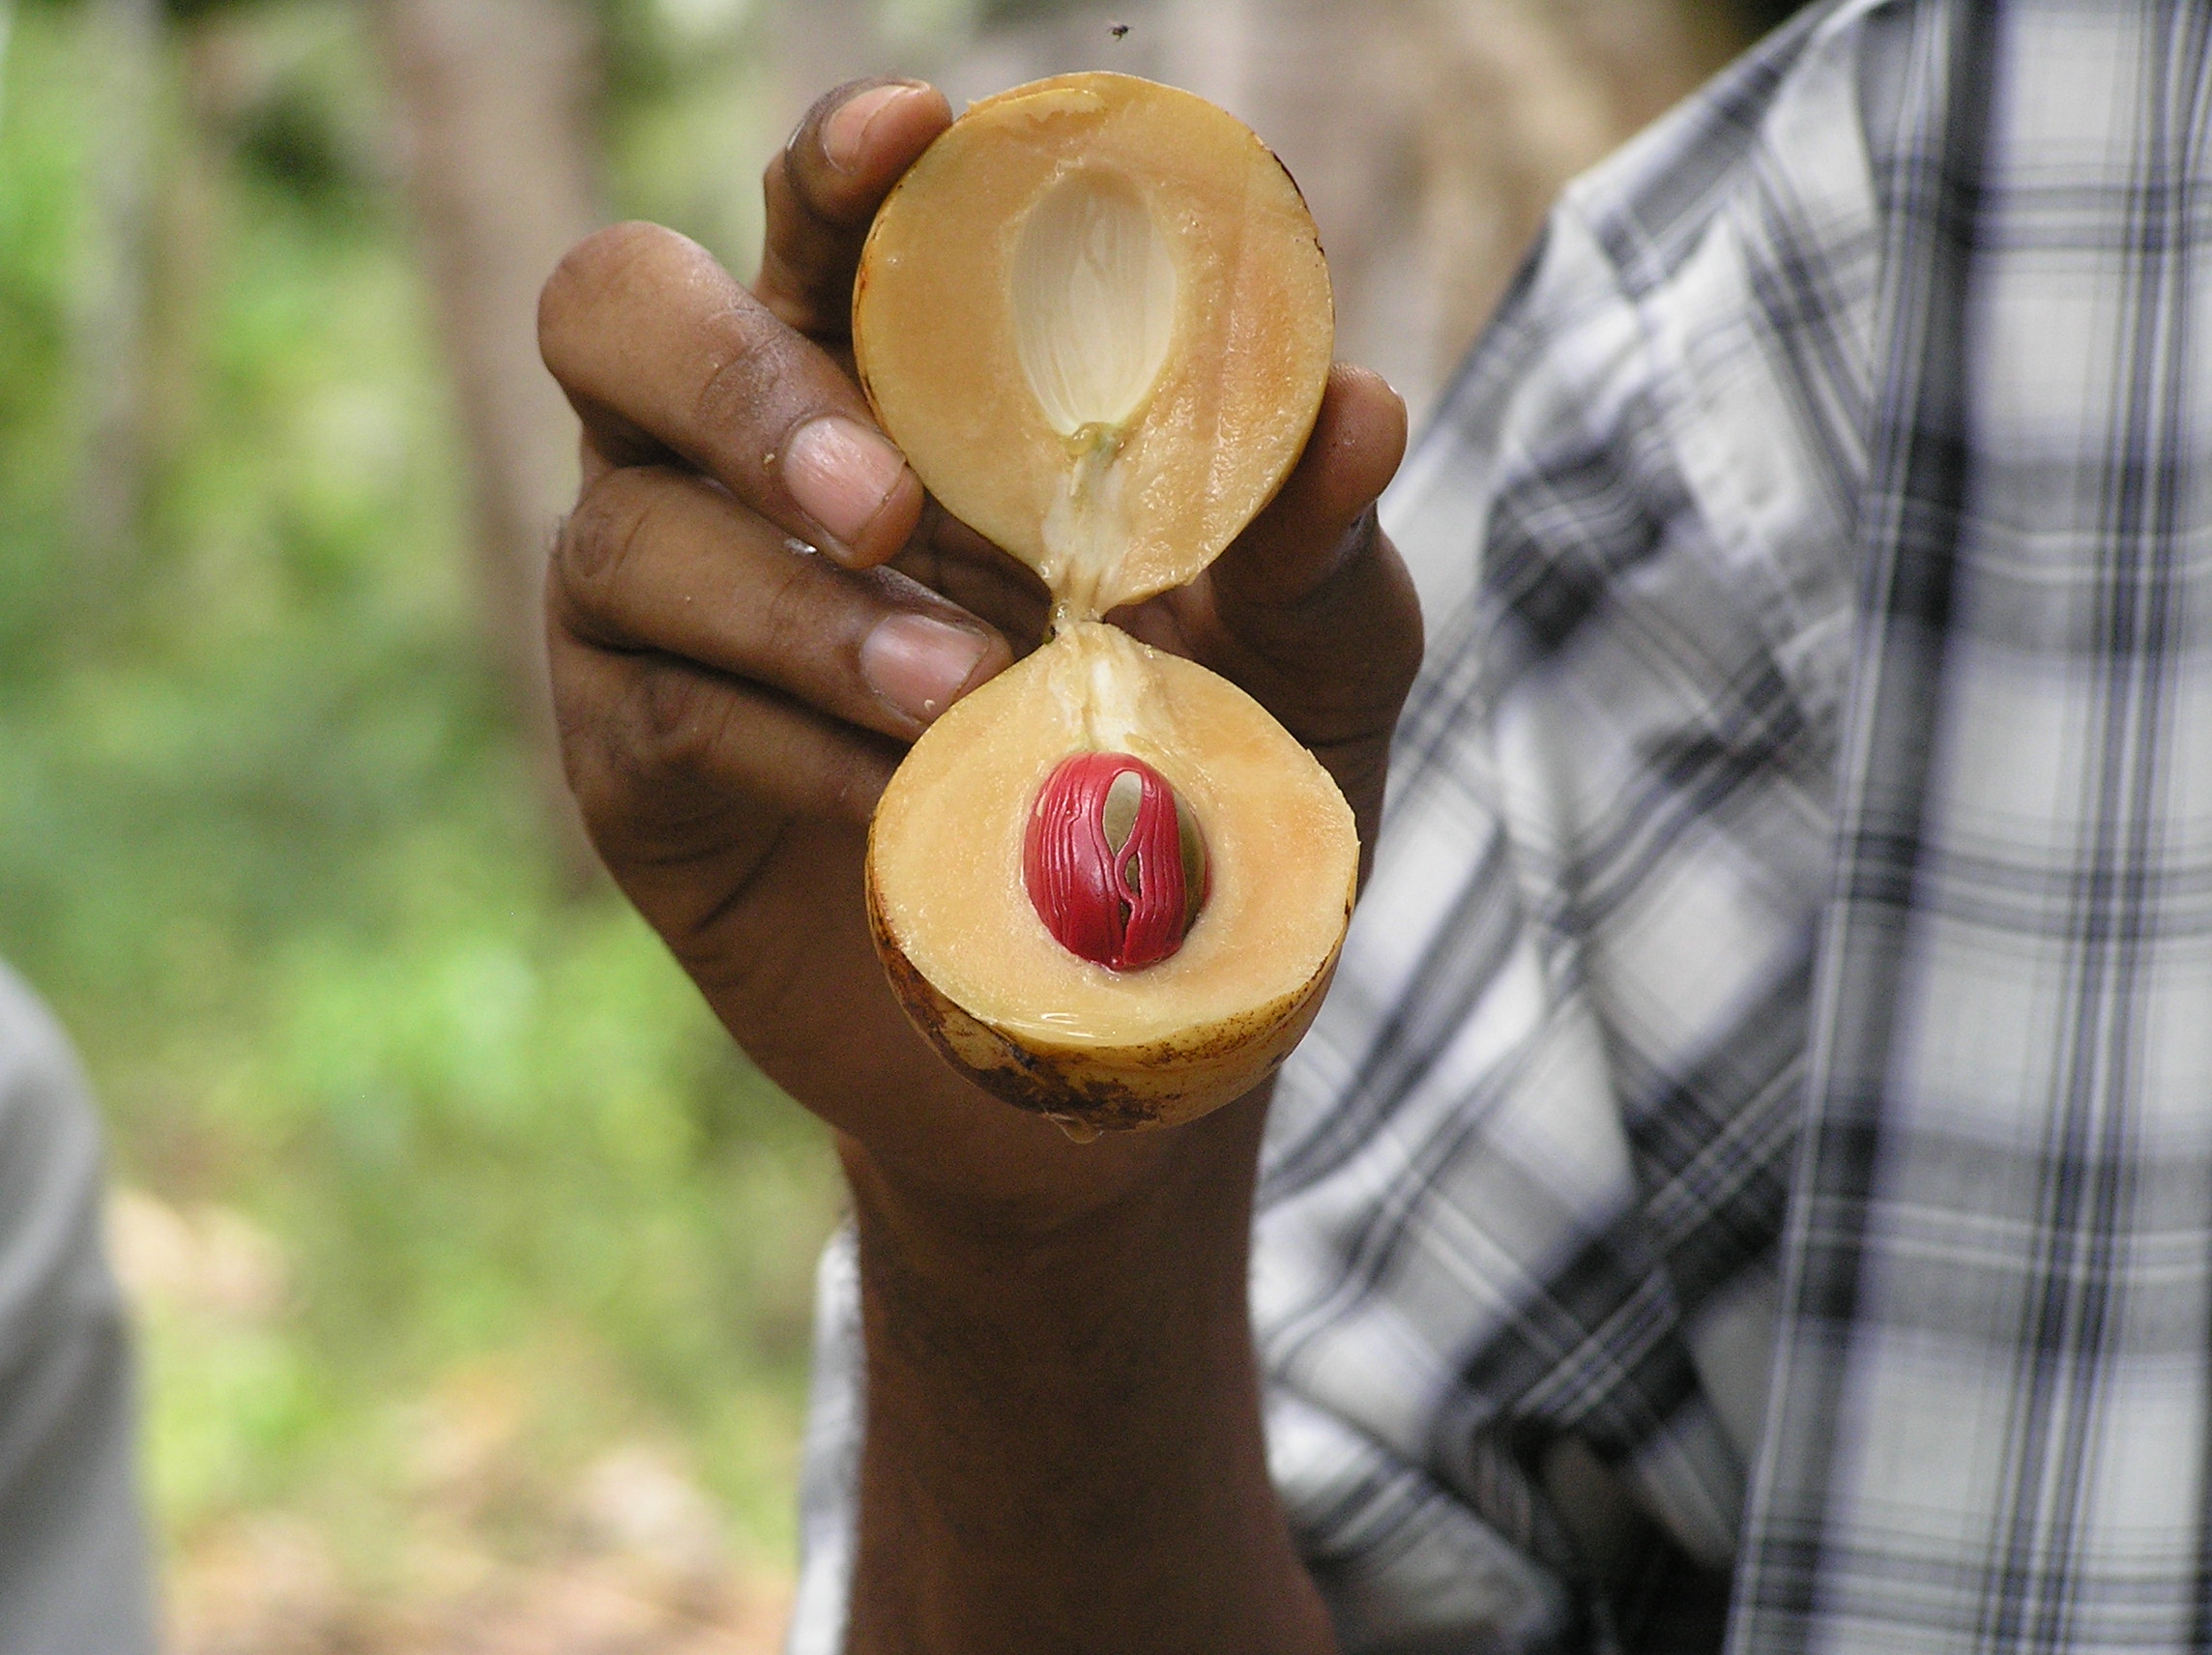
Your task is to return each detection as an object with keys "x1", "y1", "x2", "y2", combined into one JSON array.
[{"x1": 789, "y1": 3, "x2": 2212, "y2": 1650}]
